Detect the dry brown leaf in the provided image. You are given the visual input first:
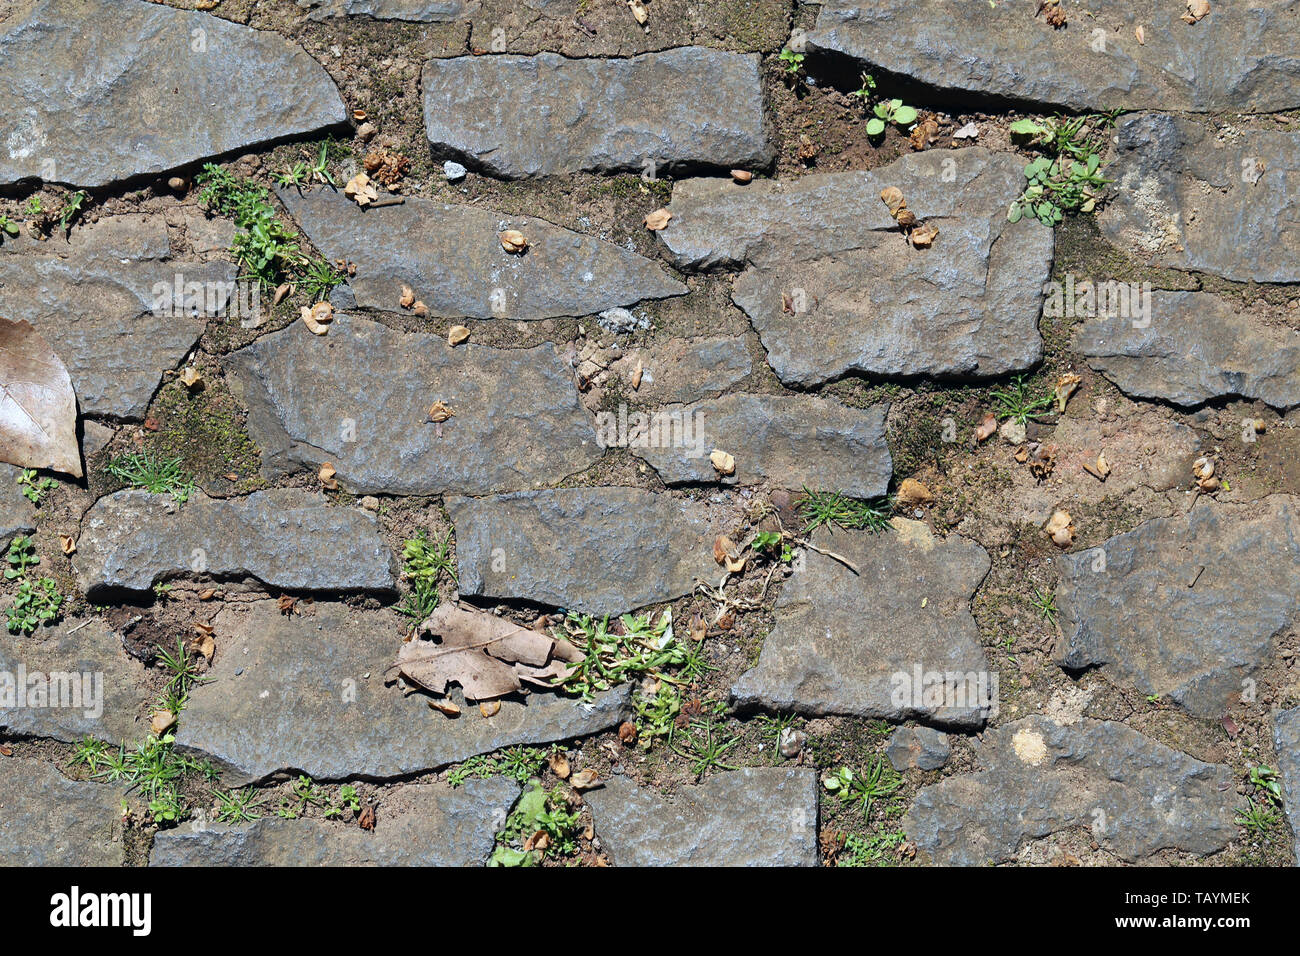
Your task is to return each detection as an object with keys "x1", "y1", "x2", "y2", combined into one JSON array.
[
  {"x1": 479, "y1": 700, "x2": 501, "y2": 718},
  {"x1": 344, "y1": 172, "x2": 378, "y2": 206},
  {"x1": 448, "y1": 325, "x2": 470, "y2": 347},
  {"x1": 1054, "y1": 373, "x2": 1082, "y2": 413},
  {"x1": 909, "y1": 222, "x2": 939, "y2": 247},
  {"x1": 358, "y1": 805, "x2": 376, "y2": 830},
  {"x1": 428, "y1": 400, "x2": 454, "y2": 423},
  {"x1": 630, "y1": 359, "x2": 643, "y2": 391},
  {"x1": 974, "y1": 412, "x2": 998, "y2": 443},
  {"x1": 689, "y1": 612, "x2": 707, "y2": 643},
  {"x1": 618, "y1": 721, "x2": 638, "y2": 745},
  {"x1": 198, "y1": 588, "x2": 218, "y2": 601},
  {"x1": 273, "y1": 283, "x2": 292, "y2": 306},
  {"x1": 399, "y1": 285, "x2": 416, "y2": 309},
  {"x1": 909, "y1": 117, "x2": 940, "y2": 151},
  {"x1": 0, "y1": 317, "x2": 83, "y2": 477},
  {"x1": 1044, "y1": 509, "x2": 1074, "y2": 548},
  {"x1": 880, "y1": 186, "x2": 907, "y2": 218},
  {"x1": 278, "y1": 594, "x2": 298, "y2": 616},
  {"x1": 1082, "y1": 451, "x2": 1111, "y2": 481},
  {"x1": 1183, "y1": 0, "x2": 1210, "y2": 22},
  {"x1": 151, "y1": 710, "x2": 177, "y2": 735},
  {"x1": 1135, "y1": 24, "x2": 1146, "y2": 44},
  {"x1": 412, "y1": 301, "x2": 429, "y2": 317},
  {"x1": 627, "y1": 0, "x2": 648, "y2": 25},
  {"x1": 570, "y1": 768, "x2": 600, "y2": 790},
  {"x1": 301, "y1": 302, "x2": 333, "y2": 335},
  {"x1": 192, "y1": 629, "x2": 215, "y2": 663},
  {"x1": 644, "y1": 208, "x2": 672, "y2": 231},
  {"x1": 499, "y1": 229, "x2": 529, "y2": 254},
  {"x1": 713, "y1": 535, "x2": 737, "y2": 566},
  {"x1": 548, "y1": 751, "x2": 571, "y2": 779},
  {"x1": 709, "y1": 449, "x2": 736, "y2": 476},
  {"x1": 896, "y1": 478, "x2": 933, "y2": 509},
  {"x1": 58, "y1": 533, "x2": 75, "y2": 555},
  {"x1": 318, "y1": 462, "x2": 339, "y2": 490},
  {"x1": 179, "y1": 366, "x2": 203, "y2": 389},
  {"x1": 391, "y1": 604, "x2": 577, "y2": 702},
  {"x1": 428, "y1": 699, "x2": 461, "y2": 717},
  {"x1": 730, "y1": 169, "x2": 753, "y2": 183}
]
